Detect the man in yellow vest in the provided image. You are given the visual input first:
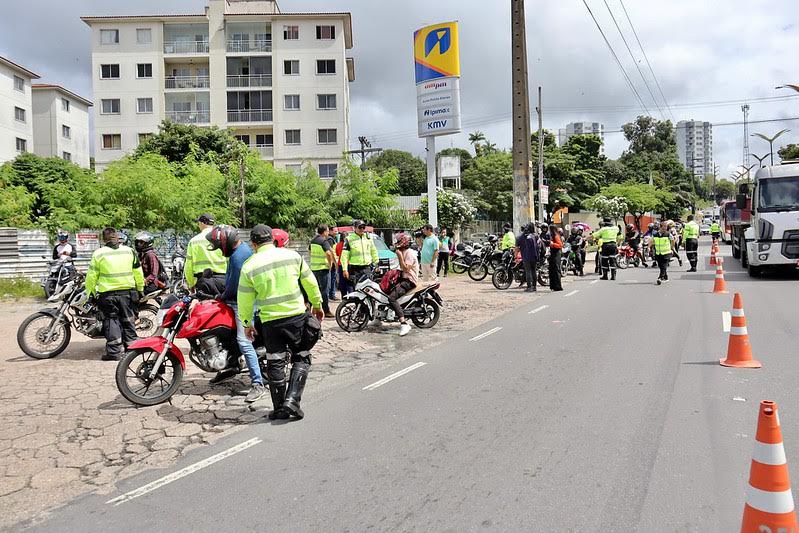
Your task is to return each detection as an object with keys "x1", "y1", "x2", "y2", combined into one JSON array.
[
  {"x1": 649, "y1": 221, "x2": 676, "y2": 285},
  {"x1": 85, "y1": 227, "x2": 145, "y2": 361},
  {"x1": 592, "y1": 219, "x2": 620, "y2": 280},
  {"x1": 682, "y1": 214, "x2": 701, "y2": 272},
  {"x1": 341, "y1": 219, "x2": 378, "y2": 285},
  {"x1": 308, "y1": 224, "x2": 336, "y2": 318},
  {"x1": 710, "y1": 220, "x2": 721, "y2": 242},
  {"x1": 501, "y1": 223, "x2": 516, "y2": 251},
  {"x1": 184, "y1": 213, "x2": 227, "y2": 293},
  {"x1": 239, "y1": 225, "x2": 324, "y2": 421}
]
